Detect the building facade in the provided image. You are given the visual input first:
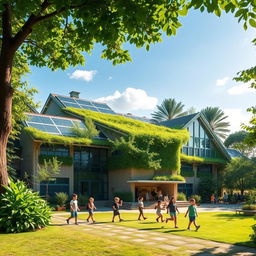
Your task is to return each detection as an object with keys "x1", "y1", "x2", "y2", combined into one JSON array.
[{"x1": 19, "y1": 91, "x2": 232, "y2": 201}]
